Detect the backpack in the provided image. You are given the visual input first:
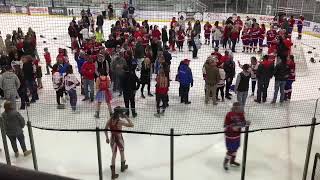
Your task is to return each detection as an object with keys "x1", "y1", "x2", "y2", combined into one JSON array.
[{"x1": 99, "y1": 77, "x2": 110, "y2": 91}]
